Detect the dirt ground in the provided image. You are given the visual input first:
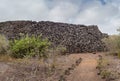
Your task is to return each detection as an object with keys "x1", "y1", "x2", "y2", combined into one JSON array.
[
  {"x1": 0, "y1": 53, "x2": 106, "y2": 81},
  {"x1": 100, "y1": 54, "x2": 120, "y2": 81},
  {"x1": 66, "y1": 53, "x2": 105, "y2": 81}
]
